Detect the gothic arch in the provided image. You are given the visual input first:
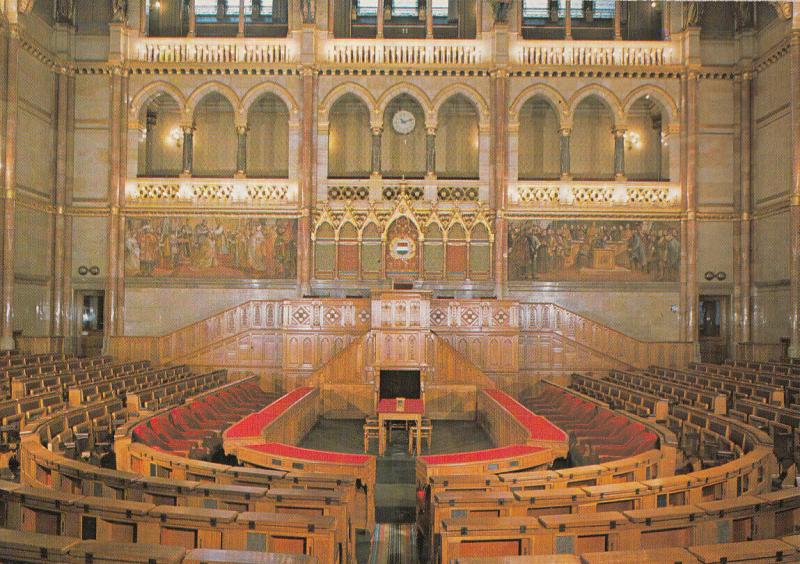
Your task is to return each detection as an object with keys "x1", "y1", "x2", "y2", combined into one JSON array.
[
  {"x1": 129, "y1": 82, "x2": 187, "y2": 126},
  {"x1": 186, "y1": 82, "x2": 242, "y2": 122},
  {"x1": 567, "y1": 85, "x2": 624, "y2": 127},
  {"x1": 622, "y1": 85, "x2": 679, "y2": 128},
  {"x1": 509, "y1": 84, "x2": 568, "y2": 127},
  {"x1": 431, "y1": 85, "x2": 490, "y2": 129},
  {"x1": 377, "y1": 83, "x2": 432, "y2": 118},
  {"x1": 241, "y1": 83, "x2": 300, "y2": 124},
  {"x1": 318, "y1": 83, "x2": 377, "y2": 124}
]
